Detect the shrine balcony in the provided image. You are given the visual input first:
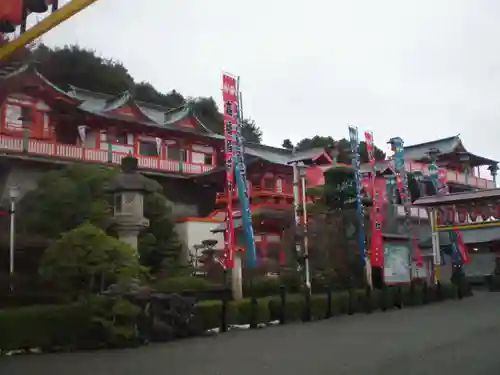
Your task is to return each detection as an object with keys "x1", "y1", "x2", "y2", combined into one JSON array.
[
  {"x1": 404, "y1": 160, "x2": 495, "y2": 189},
  {"x1": 0, "y1": 135, "x2": 216, "y2": 175},
  {"x1": 215, "y1": 184, "x2": 294, "y2": 204}
]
